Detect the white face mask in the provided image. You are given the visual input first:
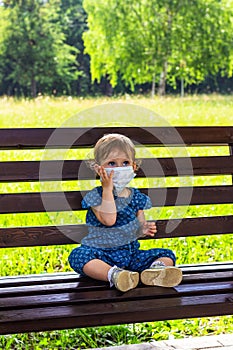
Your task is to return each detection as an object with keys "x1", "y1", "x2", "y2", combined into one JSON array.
[{"x1": 103, "y1": 166, "x2": 136, "y2": 194}]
